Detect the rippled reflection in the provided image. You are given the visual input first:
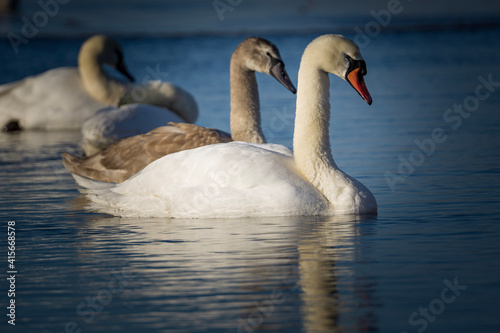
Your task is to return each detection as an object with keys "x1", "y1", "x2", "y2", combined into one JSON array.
[{"x1": 64, "y1": 214, "x2": 376, "y2": 332}]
